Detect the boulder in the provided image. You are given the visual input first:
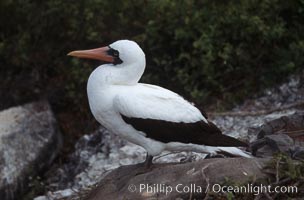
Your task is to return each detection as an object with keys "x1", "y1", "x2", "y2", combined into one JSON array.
[
  {"x1": 0, "y1": 101, "x2": 62, "y2": 200},
  {"x1": 86, "y1": 158, "x2": 268, "y2": 200}
]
